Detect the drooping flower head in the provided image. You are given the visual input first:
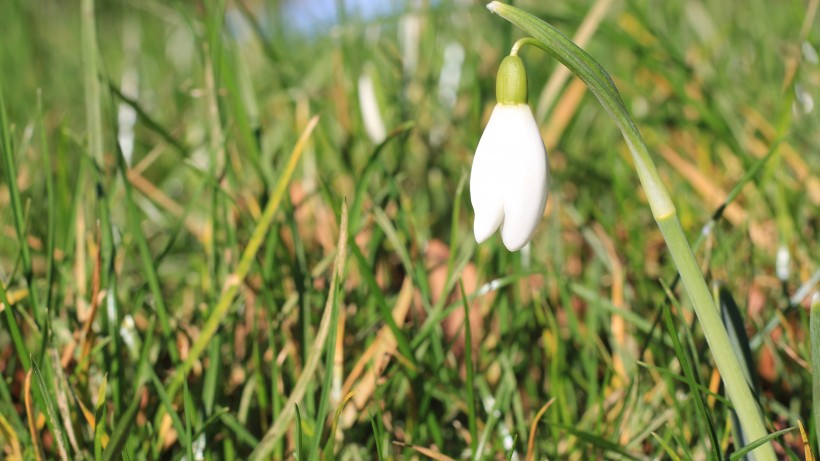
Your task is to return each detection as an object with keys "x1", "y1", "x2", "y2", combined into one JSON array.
[{"x1": 470, "y1": 54, "x2": 549, "y2": 251}]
